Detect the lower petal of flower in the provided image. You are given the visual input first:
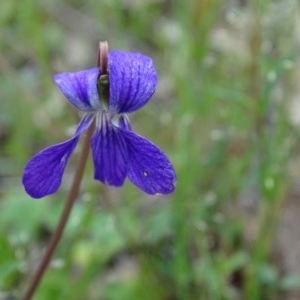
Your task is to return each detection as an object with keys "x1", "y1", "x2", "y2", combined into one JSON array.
[
  {"x1": 91, "y1": 113, "x2": 128, "y2": 187},
  {"x1": 22, "y1": 114, "x2": 94, "y2": 198},
  {"x1": 120, "y1": 129, "x2": 176, "y2": 195}
]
